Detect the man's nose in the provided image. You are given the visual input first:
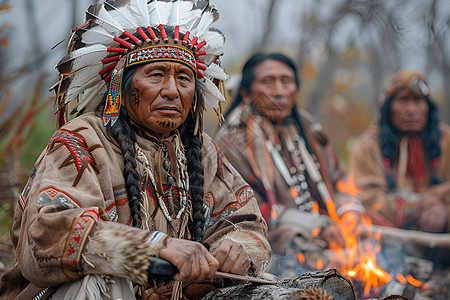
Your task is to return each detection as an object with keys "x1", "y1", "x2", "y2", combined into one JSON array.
[
  {"x1": 161, "y1": 77, "x2": 178, "y2": 100},
  {"x1": 273, "y1": 80, "x2": 285, "y2": 96},
  {"x1": 405, "y1": 99, "x2": 419, "y2": 113}
]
